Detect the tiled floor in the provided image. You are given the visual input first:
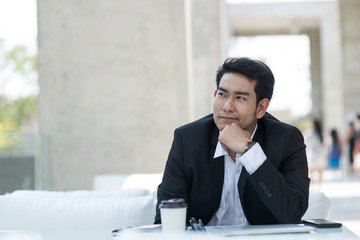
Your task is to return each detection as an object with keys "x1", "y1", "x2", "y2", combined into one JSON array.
[{"x1": 310, "y1": 170, "x2": 360, "y2": 237}]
